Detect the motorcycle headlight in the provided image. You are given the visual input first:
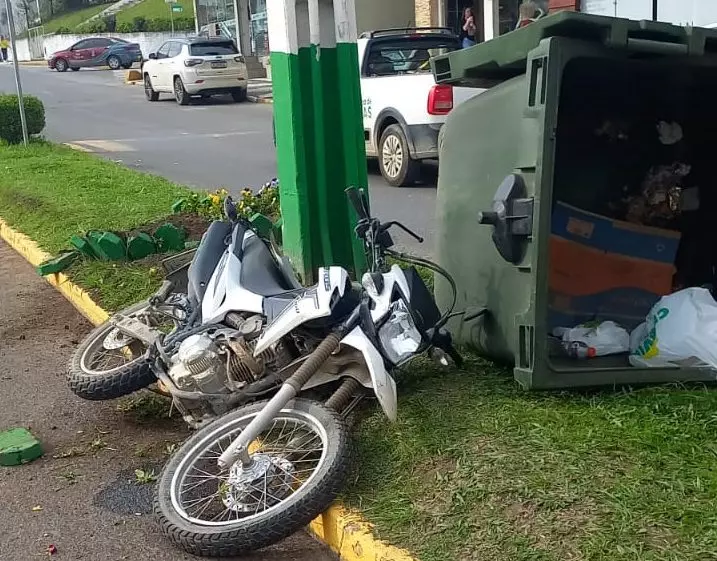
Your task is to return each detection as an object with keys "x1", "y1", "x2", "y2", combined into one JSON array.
[{"x1": 378, "y1": 299, "x2": 422, "y2": 365}]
